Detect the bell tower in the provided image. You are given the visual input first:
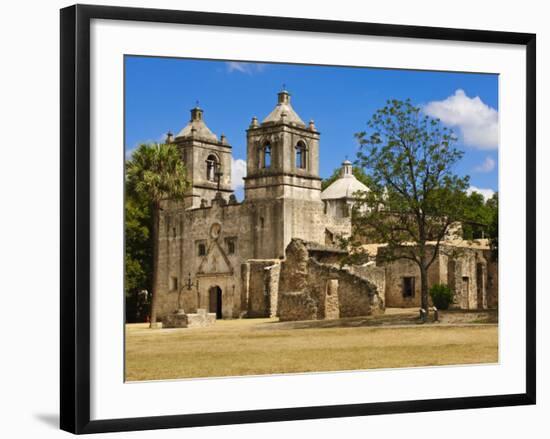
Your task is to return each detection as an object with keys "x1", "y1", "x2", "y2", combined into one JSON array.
[
  {"x1": 169, "y1": 105, "x2": 233, "y2": 208},
  {"x1": 244, "y1": 89, "x2": 321, "y2": 200},
  {"x1": 244, "y1": 90, "x2": 325, "y2": 258}
]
